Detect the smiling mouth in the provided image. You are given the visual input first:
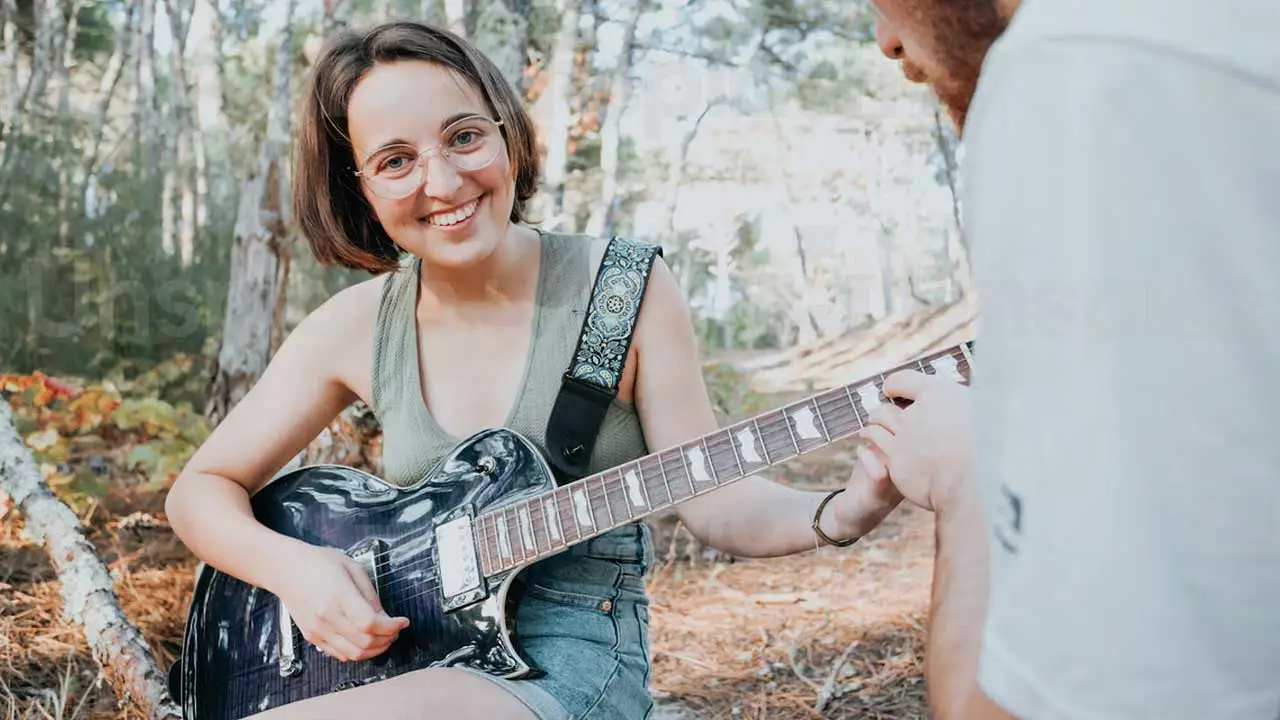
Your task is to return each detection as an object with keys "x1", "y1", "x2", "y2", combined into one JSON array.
[{"x1": 423, "y1": 196, "x2": 482, "y2": 227}]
